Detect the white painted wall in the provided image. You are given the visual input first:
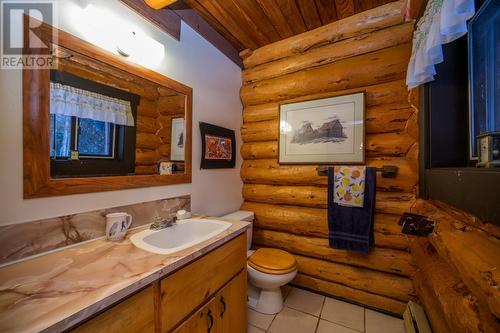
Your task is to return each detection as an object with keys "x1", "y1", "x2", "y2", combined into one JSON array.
[{"x1": 0, "y1": 0, "x2": 243, "y2": 225}]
